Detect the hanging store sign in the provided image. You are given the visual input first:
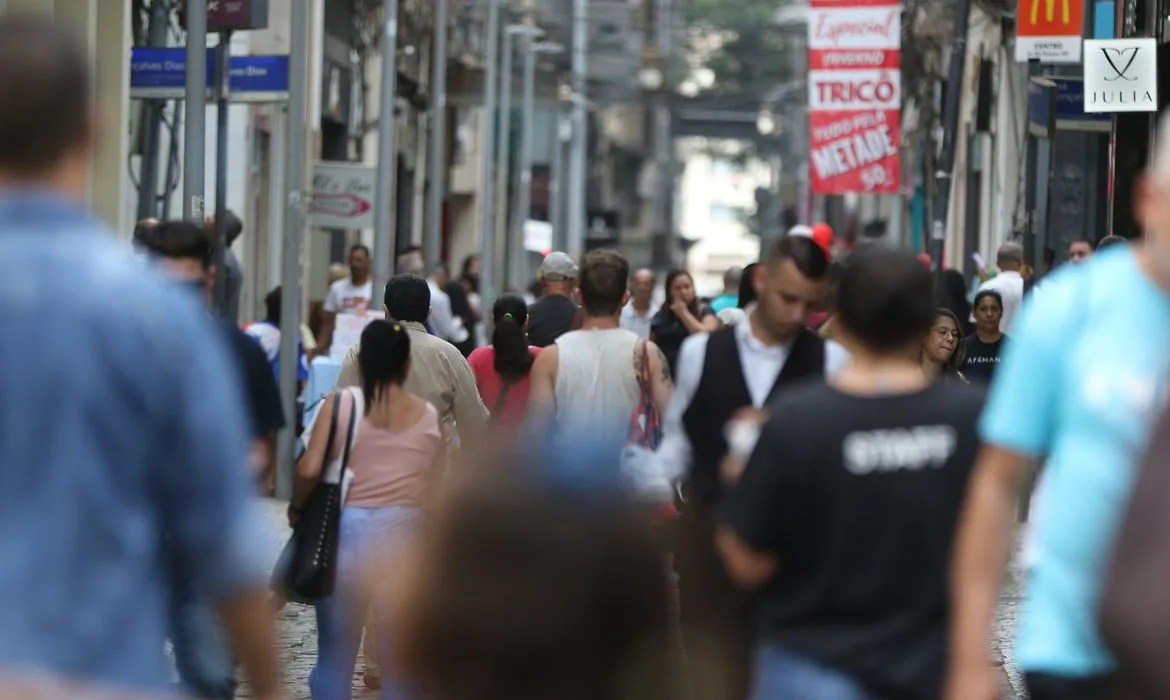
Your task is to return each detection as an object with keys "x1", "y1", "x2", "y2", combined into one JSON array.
[
  {"x1": 808, "y1": 0, "x2": 901, "y2": 195},
  {"x1": 1015, "y1": 0, "x2": 1085, "y2": 63},
  {"x1": 310, "y1": 162, "x2": 376, "y2": 229},
  {"x1": 1083, "y1": 38, "x2": 1158, "y2": 113}
]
